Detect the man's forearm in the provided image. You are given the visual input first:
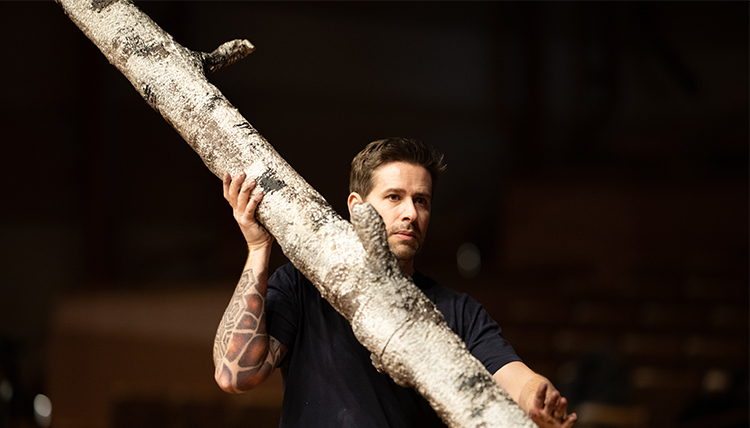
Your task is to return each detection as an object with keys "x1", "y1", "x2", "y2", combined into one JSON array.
[
  {"x1": 213, "y1": 247, "x2": 276, "y2": 392},
  {"x1": 493, "y1": 362, "x2": 558, "y2": 413},
  {"x1": 518, "y1": 374, "x2": 553, "y2": 413},
  {"x1": 516, "y1": 371, "x2": 577, "y2": 427}
]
